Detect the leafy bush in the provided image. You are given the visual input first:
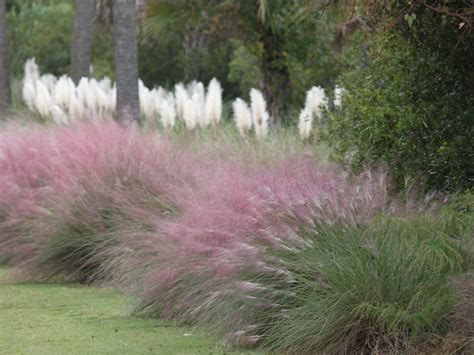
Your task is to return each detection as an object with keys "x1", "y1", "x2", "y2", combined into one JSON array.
[{"x1": 327, "y1": 9, "x2": 474, "y2": 192}]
